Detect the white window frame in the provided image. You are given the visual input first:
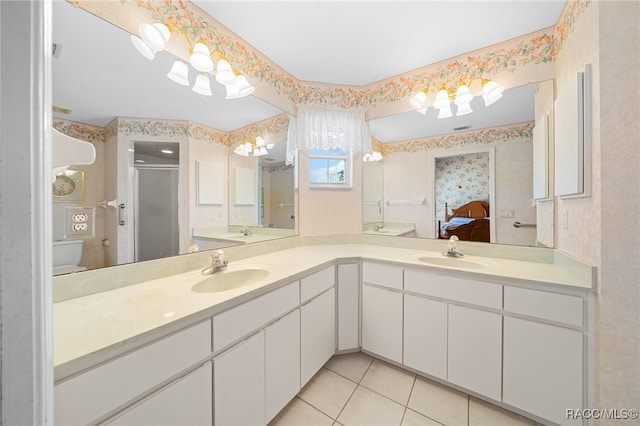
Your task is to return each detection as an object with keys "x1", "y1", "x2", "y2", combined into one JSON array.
[{"x1": 308, "y1": 148, "x2": 352, "y2": 189}]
